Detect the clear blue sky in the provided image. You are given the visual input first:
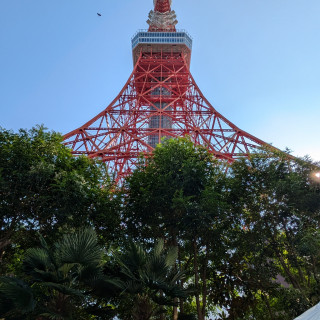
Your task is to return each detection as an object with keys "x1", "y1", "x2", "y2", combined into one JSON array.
[{"x1": 1, "y1": 0, "x2": 320, "y2": 161}]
